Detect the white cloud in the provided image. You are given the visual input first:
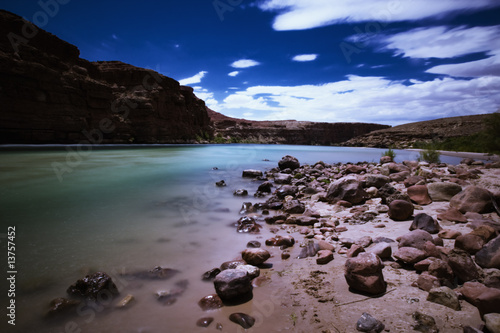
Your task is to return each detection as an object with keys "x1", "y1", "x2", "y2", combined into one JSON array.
[
  {"x1": 192, "y1": 87, "x2": 219, "y2": 110},
  {"x1": 179, "y1": 71, "x2": 208, "y2": 86},
  {"x1": 228, "y1": 71, "x2": 240, "y2": 77},
  {"x1": 370, "y1": 25, "x2": 500, "y2": 77},
  {"x1": 381, "y1": 25, "x2": 500, "y2": 59},
  {"x1": 258, "y1": 0, "x2": 500, "y2": 30},
  {"x1": 292, "y1": 54, "x2": 318, "y2": 62},
  {"x1": 211, "y1": 75, "x2": 500, "y2": 125},
  {"x1": 231, "y1": 59, "x2": 260, "y2": 68}
]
